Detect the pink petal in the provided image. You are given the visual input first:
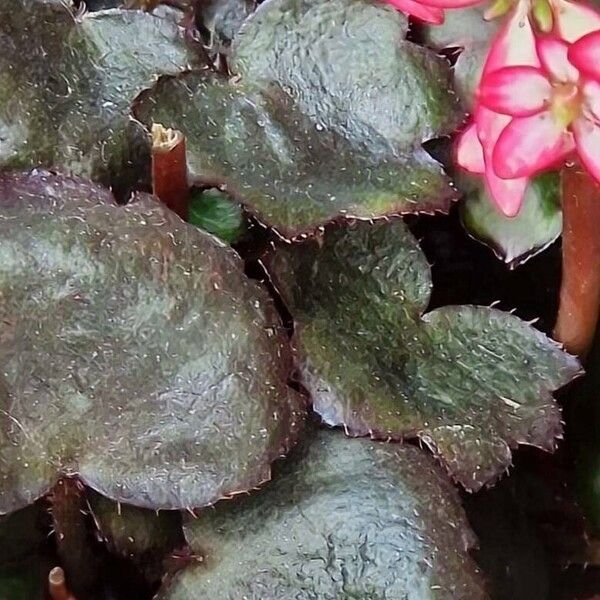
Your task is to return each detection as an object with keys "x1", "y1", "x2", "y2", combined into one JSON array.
[
  {"x1": 492, "y1": 112, "x2": 569, "y2": 178},
  {"x1": 568, "y1": 31, "x2": 600, "y2": 80},
  {"x1": 476, "y1": 106, "x2": 529, "y2": 216},
  {"x1": 475, "y1": 105, "x2": 511, "y2": 154},
  {"x1": 553, "y1": 0, "x2": 600, "y2": 44},
  {"x1": 573, "y1": 117, "x2": 600, "y2": 183},
  {"x1": 456, "y1": 123, "x2": 485, "y2": 173},
  {"x1": 483, "y1": 2, "x2": 539, "y2": 75},
  {"x1": 536, "y1": 36, "x2": 579, "y2": 83},
  {"x1": 485, "y1": 165, "x2": 529, "y2": 217},
  {"x1": 418, "y1": 0, "x2": 480, "y2": 7},
  {"x1": 583, "y1": 79, "x2": 600, "y2": 122},
  {"x1": 478, "y1": 66, "x2": 551, "y2": 116},
  {"x1": 383, "y1": 0, "x2": 444, "y2": 22}
]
